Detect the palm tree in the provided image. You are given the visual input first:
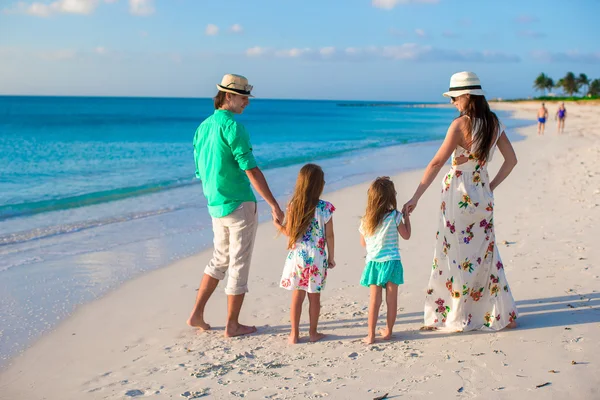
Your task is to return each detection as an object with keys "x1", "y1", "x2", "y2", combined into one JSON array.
[
  {"x1": 578, "y1": 73, "x2": 590, "y2": 95},
  {"x1": 554, "y1": 78, "x2": 565, "y2": 96},
  {"x1": 544, "y1": 77, "x2": 555, "y2": 95},
  {"x1": 533, "y1": 73, "x2": 550, "y2": 96},
  {"x1": 559, "y1": 72, "x2": 580, "y2": 96},
  {"x1": 588, "y1": 79, "x2": 600, "y2": 97}
]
